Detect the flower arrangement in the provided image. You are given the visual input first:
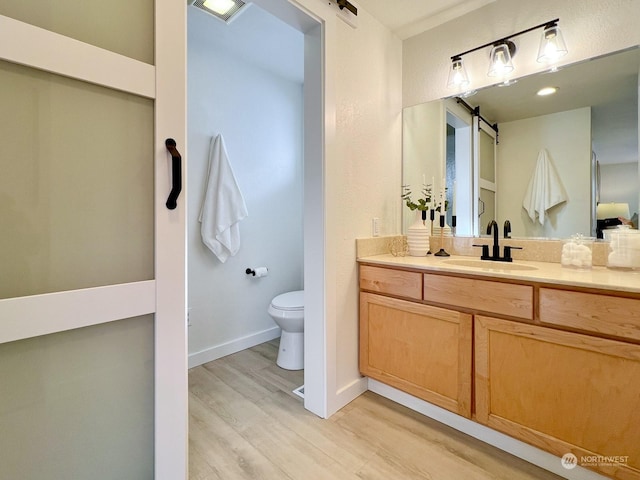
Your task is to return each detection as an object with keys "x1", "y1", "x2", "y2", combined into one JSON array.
[{"x1": 401, "y1": 184, "x2": 433, "y2": 211}]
